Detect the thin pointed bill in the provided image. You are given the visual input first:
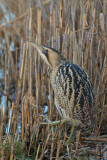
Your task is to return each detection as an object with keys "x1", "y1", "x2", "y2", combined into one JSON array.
[
  {"x1": 27, "y1": 41, "x2": 51, "y2": 67},
  {"x1": 28, "y1": 41, "x2": 46, "y2": 54}
]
